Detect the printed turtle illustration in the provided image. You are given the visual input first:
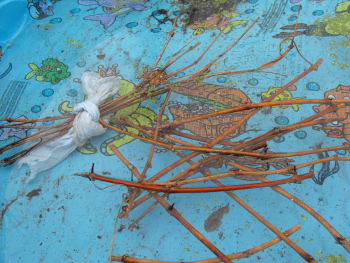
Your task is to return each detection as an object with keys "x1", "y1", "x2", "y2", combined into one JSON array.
[{"x1": 260, "y1": 85, "x2": 306, "y2": 112}]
